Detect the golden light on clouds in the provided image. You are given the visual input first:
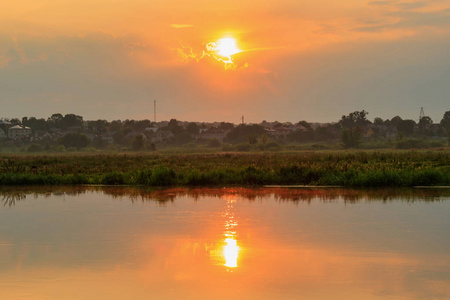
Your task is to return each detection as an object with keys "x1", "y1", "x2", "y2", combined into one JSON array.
[
  {"x1": 177, "y1": 36, "x2": 247, "y2": 70},
  {"x1": 1, "y1": 0, "x2": 450, "y2": 120}
]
